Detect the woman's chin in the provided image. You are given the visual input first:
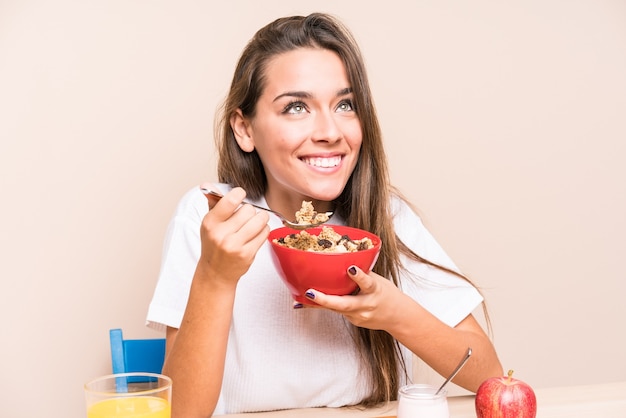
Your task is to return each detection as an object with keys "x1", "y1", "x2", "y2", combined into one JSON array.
[{"x1": 305, "y1": 188, "x2": 345, "y2": 203}]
